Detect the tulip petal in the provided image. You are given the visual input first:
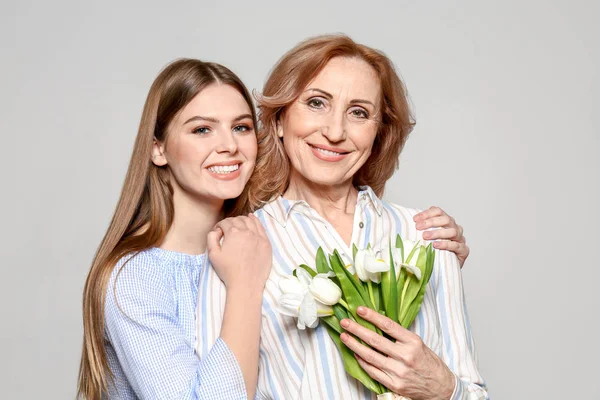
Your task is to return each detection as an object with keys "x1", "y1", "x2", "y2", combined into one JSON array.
[
  {"x1": 365, "y1": 257, "x2": 389, "y2": 273},
  {"x1": 401, "y1": 263, "x2": 422, "y2": 280},
  {"x1": 354, "y1": 250, "x2": 370, "y2": 282},
  {"x1": 298, "y1": 292, "x2": 319, "y2": 329},
  {"x1": 276, "y1": 293, "x2": 303, "y2": 317},
  {"x1": 279, "y1": 276, "x2": 305, "y2": 295},
  {"x1": 310, "y1": 275, "x2": 342, "y2": 305},
  {"x1": 296, "y1": 267, "x2": 313, "y2": 288}
]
